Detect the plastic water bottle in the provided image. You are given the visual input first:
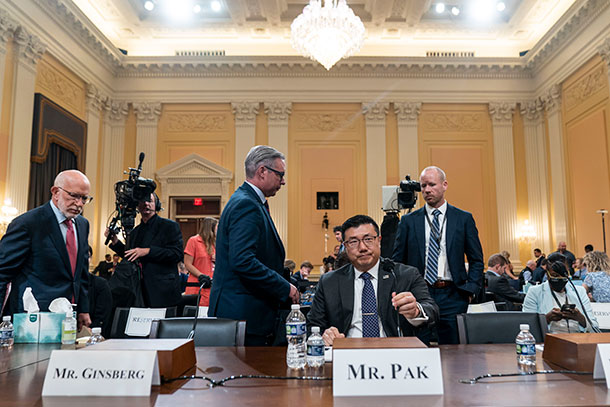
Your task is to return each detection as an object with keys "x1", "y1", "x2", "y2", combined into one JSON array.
[
  {"x1": 0, "y1": 316, "x2": 14, "y2": 348},
  {"x1": 306, "y1": 326, "x2": 325, "y2": 368},
  {"x1": 286, "y1": 304, "x2": 306, "y2": 369},
  {"x1": 86, "y1": 327, "x2": 105, "y2": 346},
  {"x1": 516, "y1": 323, "x2": 536, "y2": 374},
  {"x1": 61, "y1": 311, "x2": 77, "y2": 345}
]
